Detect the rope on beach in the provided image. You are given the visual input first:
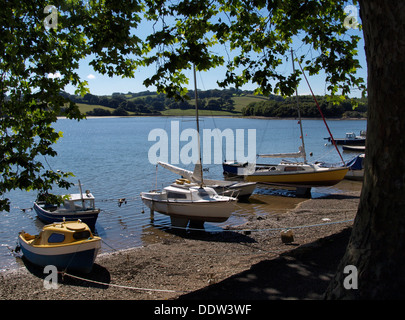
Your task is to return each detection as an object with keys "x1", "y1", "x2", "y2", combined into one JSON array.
[
  {"x1": 272, "y1": 218, "x2": 355, "y2": 231},
  {"x1": 60, "y1": 271, "x2": 190, "y2": 294},
  {"x1": 152, "y1": 216, "x2": 356, "y2": 233}
]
